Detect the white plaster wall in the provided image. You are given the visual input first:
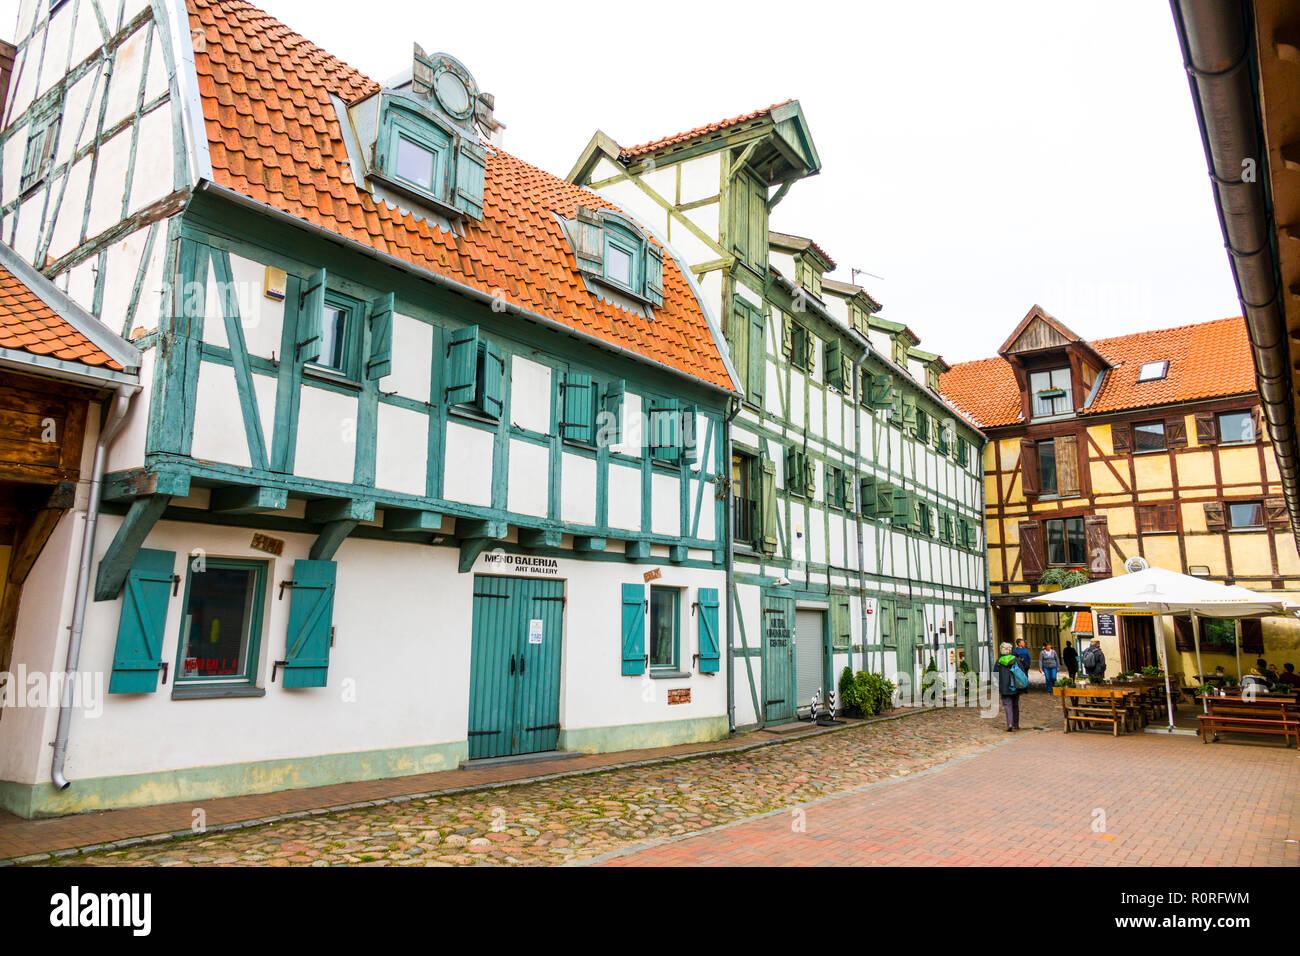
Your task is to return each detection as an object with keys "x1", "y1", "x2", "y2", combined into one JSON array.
[
  {"x1": 375, "y1": 403, "x2": 429, "y2": 497},
  {"x1": 607, "y1": 461, "x2": 641, "y2": 532},
  {"x1": 84, "y1": 127, "x2": 131, "y2": 239},
  {"x1": 104, "y1": 348, "x2": 152, "y2": 472},
  {"x1": 678, "y1": 153, "x2": 720, "y2": 206},
  {"x1": 102, "y1": 24, "x2": 146, "y2": 130},
  {"x1": 191, "y1": 360, "x2": 252, "y2": 468},
  {"x1": 380, "y1": 313, "x2": 431, "y2": 401},
  {"x1": 294, "y1": 385, "x2": 358, "y2": 485},
  {"x1": 506, "y1": 438, "x2": 549, "y2": 518},
  {"x1": 442, "y1": 421, "x2": 493, "y2": 507},
  {"x1": 127, "y1": 104, "x2": 173, "y2": 215},
  {"x1": 560, "y1": 451, "x2": 597, "y2": 527}
]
